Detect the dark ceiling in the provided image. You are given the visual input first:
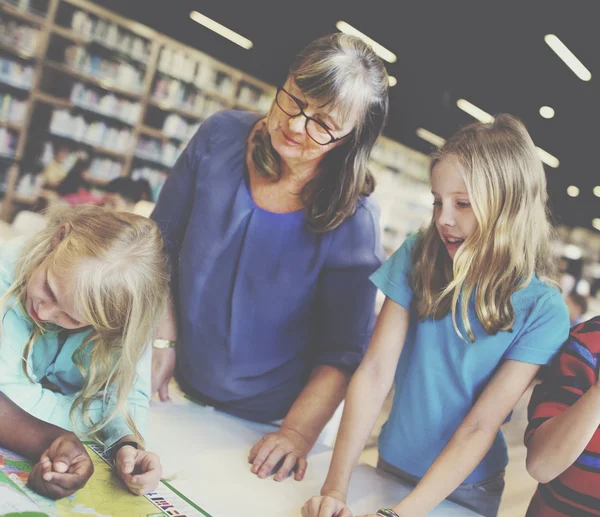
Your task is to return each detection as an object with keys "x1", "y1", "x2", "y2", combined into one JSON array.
[{"x1": 94, "y1": 0, "x2": 599, "y2": 232}]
